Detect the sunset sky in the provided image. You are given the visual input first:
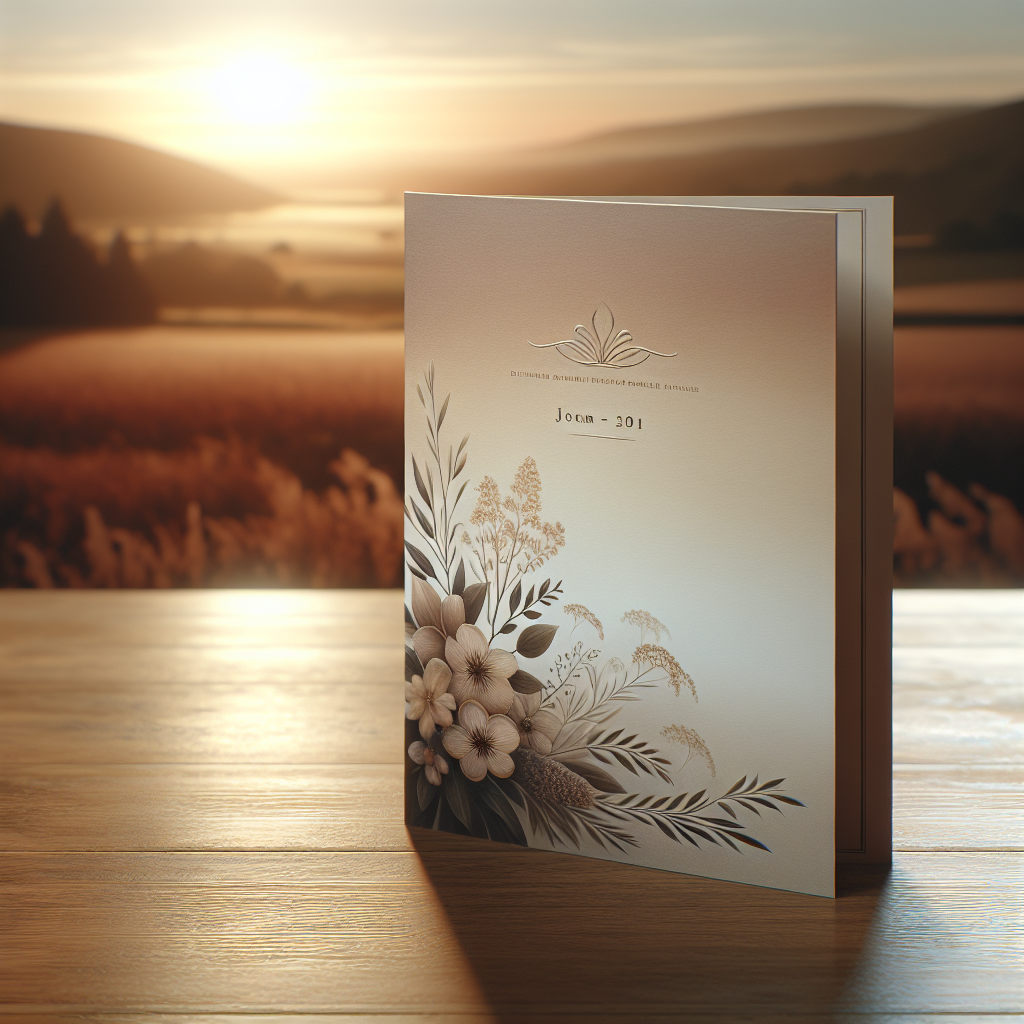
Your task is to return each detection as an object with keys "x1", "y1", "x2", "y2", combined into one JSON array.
[{"x1": 1, "y1": 0, "x2": 1022, "y2": 186}]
